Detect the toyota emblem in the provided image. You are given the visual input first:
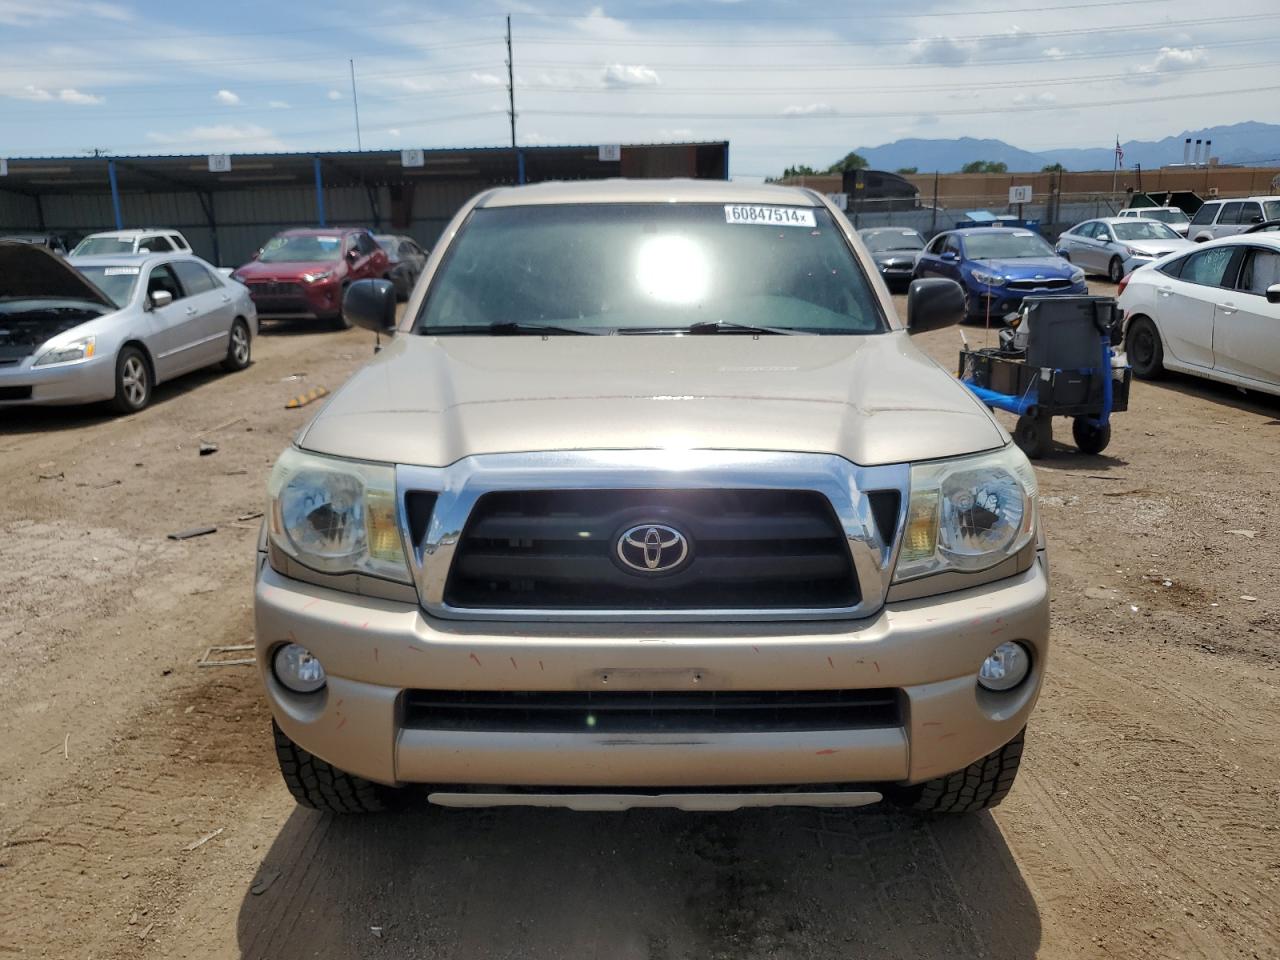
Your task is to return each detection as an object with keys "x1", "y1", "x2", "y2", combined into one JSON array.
[{"x1": 616, "y1": 523, "x2": 690, "y2": 574}]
